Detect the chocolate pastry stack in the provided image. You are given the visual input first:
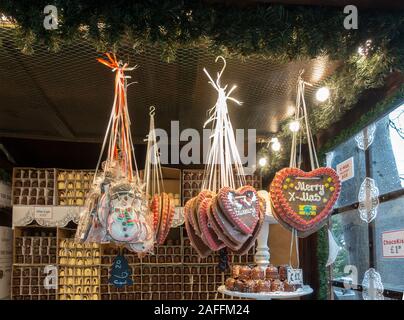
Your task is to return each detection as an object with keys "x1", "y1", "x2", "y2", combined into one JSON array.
[
  {"x1": 224, "y1": 265, "x2": 298, "y2": 293},
  {"x1": 151, "y1": 192, "x2": 176, "y2": 245},
  {"x1": 184, "y1": 186, "x2": 265, "y2": 257}
]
